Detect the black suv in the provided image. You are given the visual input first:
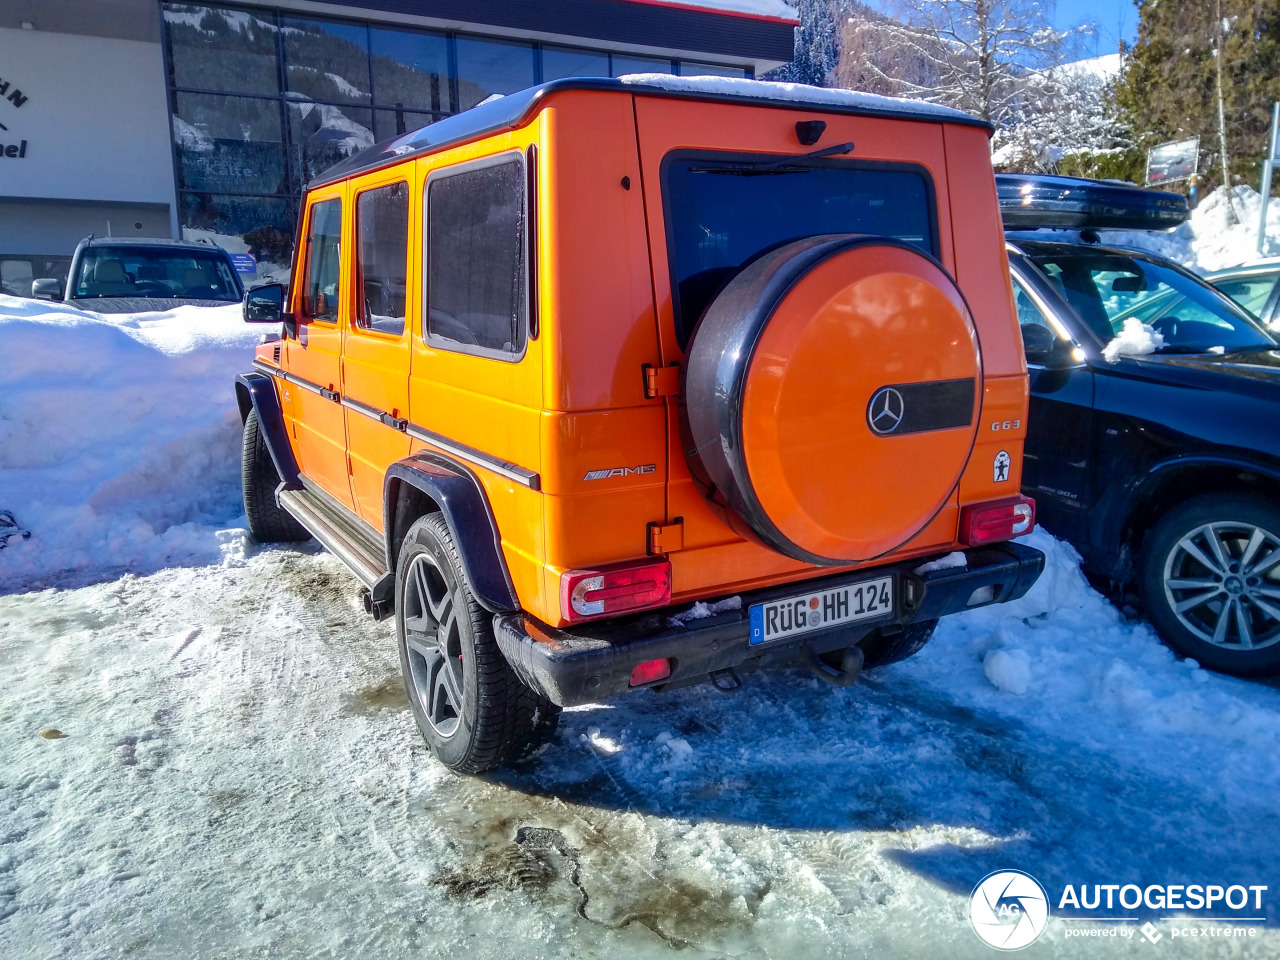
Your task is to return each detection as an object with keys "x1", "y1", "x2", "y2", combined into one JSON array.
[
  {"x1": 1000, "y1": 174, "x2": 1280, "y2": 676},
  {"x1": 32, "y1": 237, "x2": 245, "y2": 313}
]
